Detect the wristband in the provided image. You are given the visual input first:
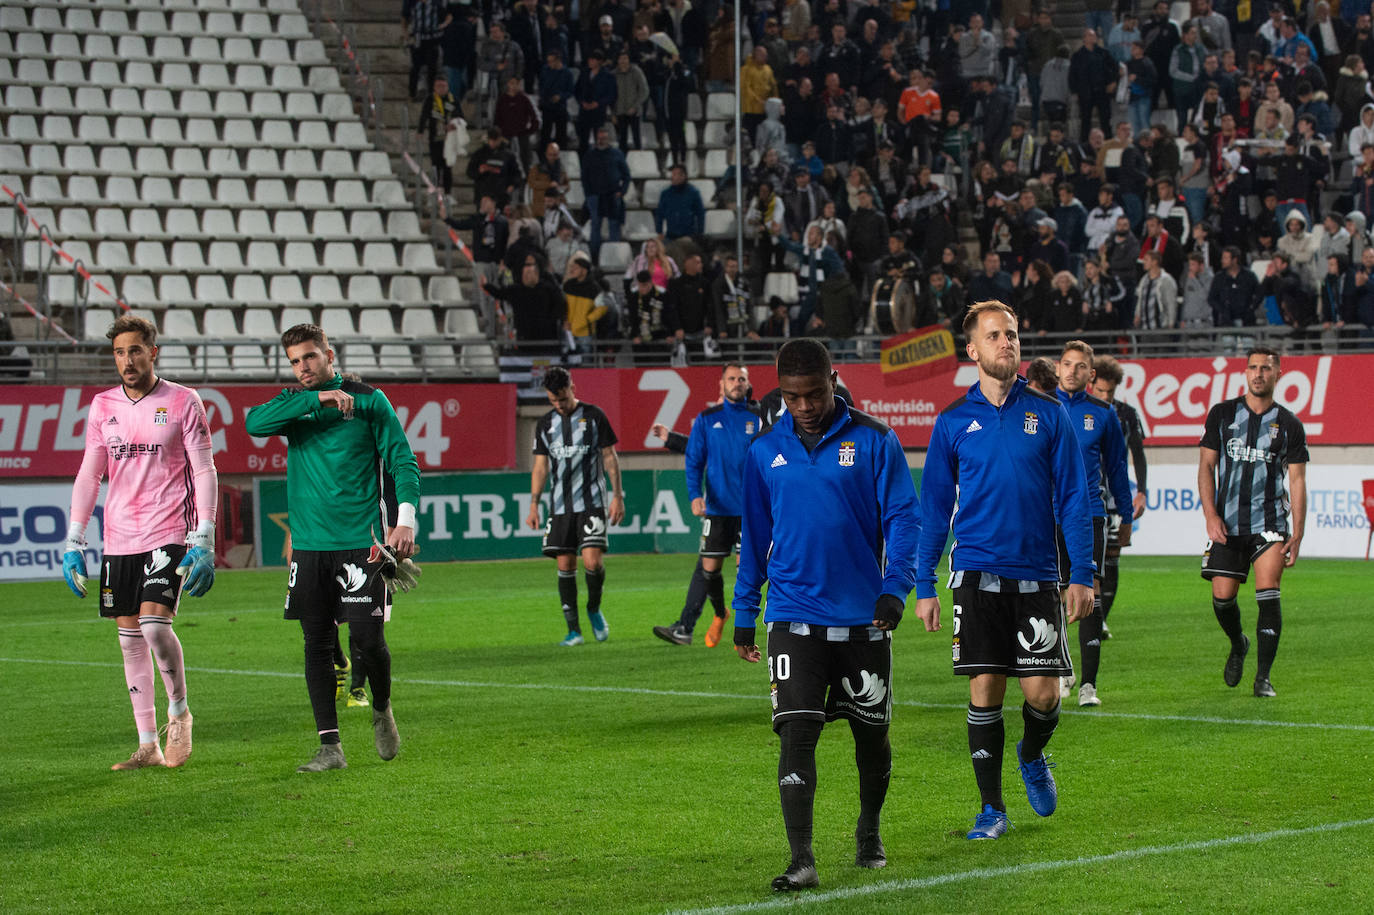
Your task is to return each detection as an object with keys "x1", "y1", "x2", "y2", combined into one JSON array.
[{"x1": 733, "y1": 626, "x2": 756, "y2": 648}]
